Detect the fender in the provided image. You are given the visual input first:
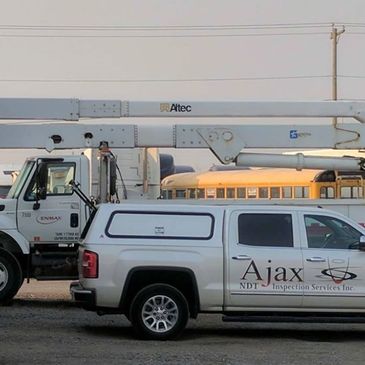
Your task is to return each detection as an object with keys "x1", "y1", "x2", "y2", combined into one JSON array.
[
  {"x1": 0, "y1": 200, "x2": 30, "y2": 254},
  {"x1": 0, "y1": 229, "x2": 30, "y2": 254},
  {"x1": 0, "y1": 200, "x2": 17, "y2": 230},
  {"x1": 119, "y1": 266, "x2": 200, "y2": 317}
]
